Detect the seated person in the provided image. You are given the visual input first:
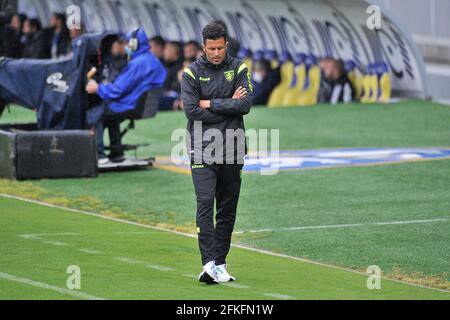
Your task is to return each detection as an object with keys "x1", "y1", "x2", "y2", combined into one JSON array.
[
  {"x1": 159, "y1": 41, "x2": 183, "y2": 111},
  {"x1": 252, "y1": 58, "x2": 281, "y2": 106},
  {"x1": 86, "y1": 28, "x2": 167, "y2": 165},
  {"x1": 183, "y1": 40, "x2": 201, "y2": 63},
  {"x1": 318, "y1": 58, "x2": 355, "y2": 105}
]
